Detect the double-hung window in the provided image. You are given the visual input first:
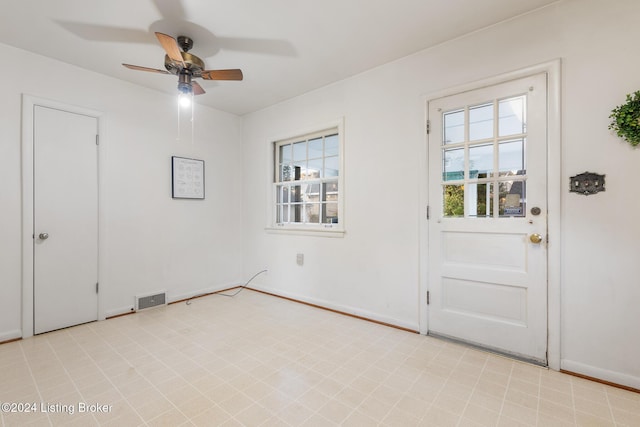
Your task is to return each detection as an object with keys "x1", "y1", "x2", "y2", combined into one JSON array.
[{"x1": 273, "y1": 127, "x2": 342, "y2": 233}]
